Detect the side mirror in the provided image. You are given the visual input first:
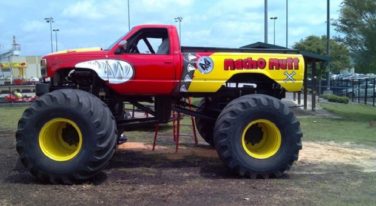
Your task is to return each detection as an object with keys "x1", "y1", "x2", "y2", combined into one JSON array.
[
  {"x1": 115, "y1": 40, "x2": 127, "y2": 54},
  {"x1": 119, "y1": 40, "x2": 127, "y2": 50}
]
